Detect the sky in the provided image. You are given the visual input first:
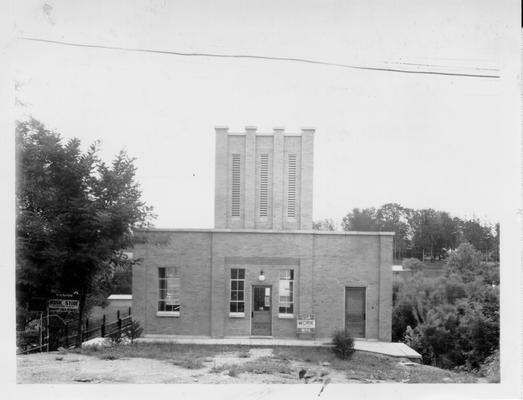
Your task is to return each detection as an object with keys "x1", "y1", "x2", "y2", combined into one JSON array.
[{"x1": 10, "y1": 0, "x2": 521, "y2": 229}]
